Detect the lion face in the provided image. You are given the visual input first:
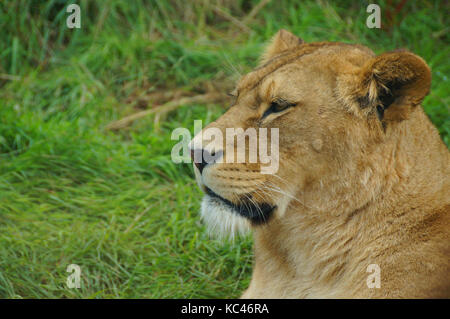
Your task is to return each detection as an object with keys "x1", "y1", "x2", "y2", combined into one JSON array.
[{"x1": 189, "y1": 30, "x2": 431, "y2": 239}]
